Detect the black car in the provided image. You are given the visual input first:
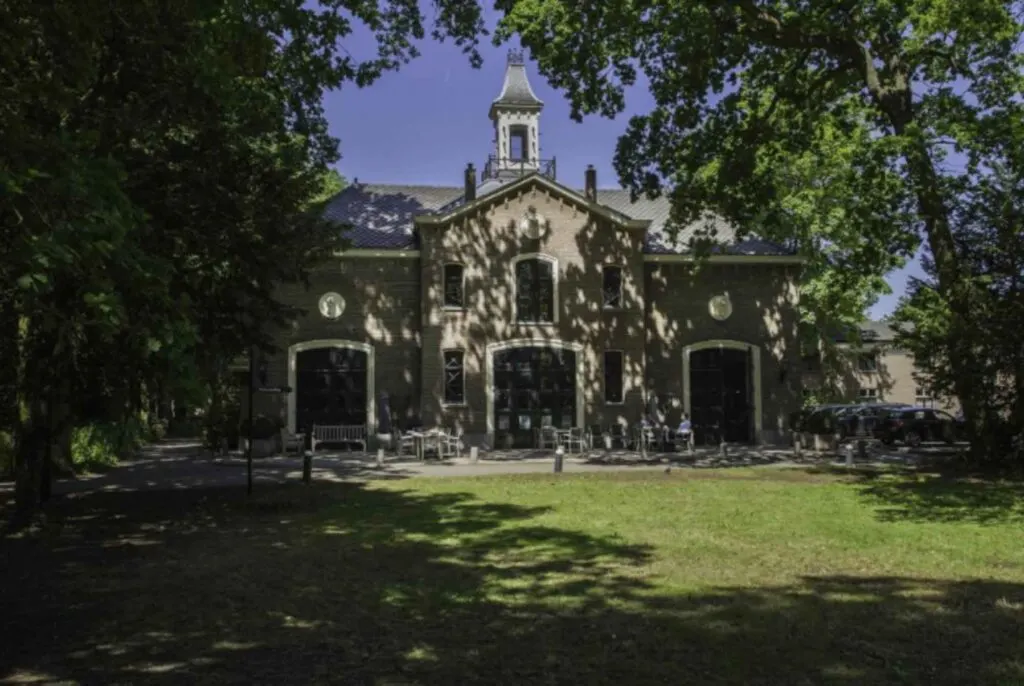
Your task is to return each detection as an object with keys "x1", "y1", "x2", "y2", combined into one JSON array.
[
  {"x1": 794, "y1": 404, "x2": 854, "y2": 434},
  {"x1": 874, "y1": 407, "x2": 964, "y2": 447},
  {"x1": 836, "y1": 403, "x2": 910, "y2": 438}
]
